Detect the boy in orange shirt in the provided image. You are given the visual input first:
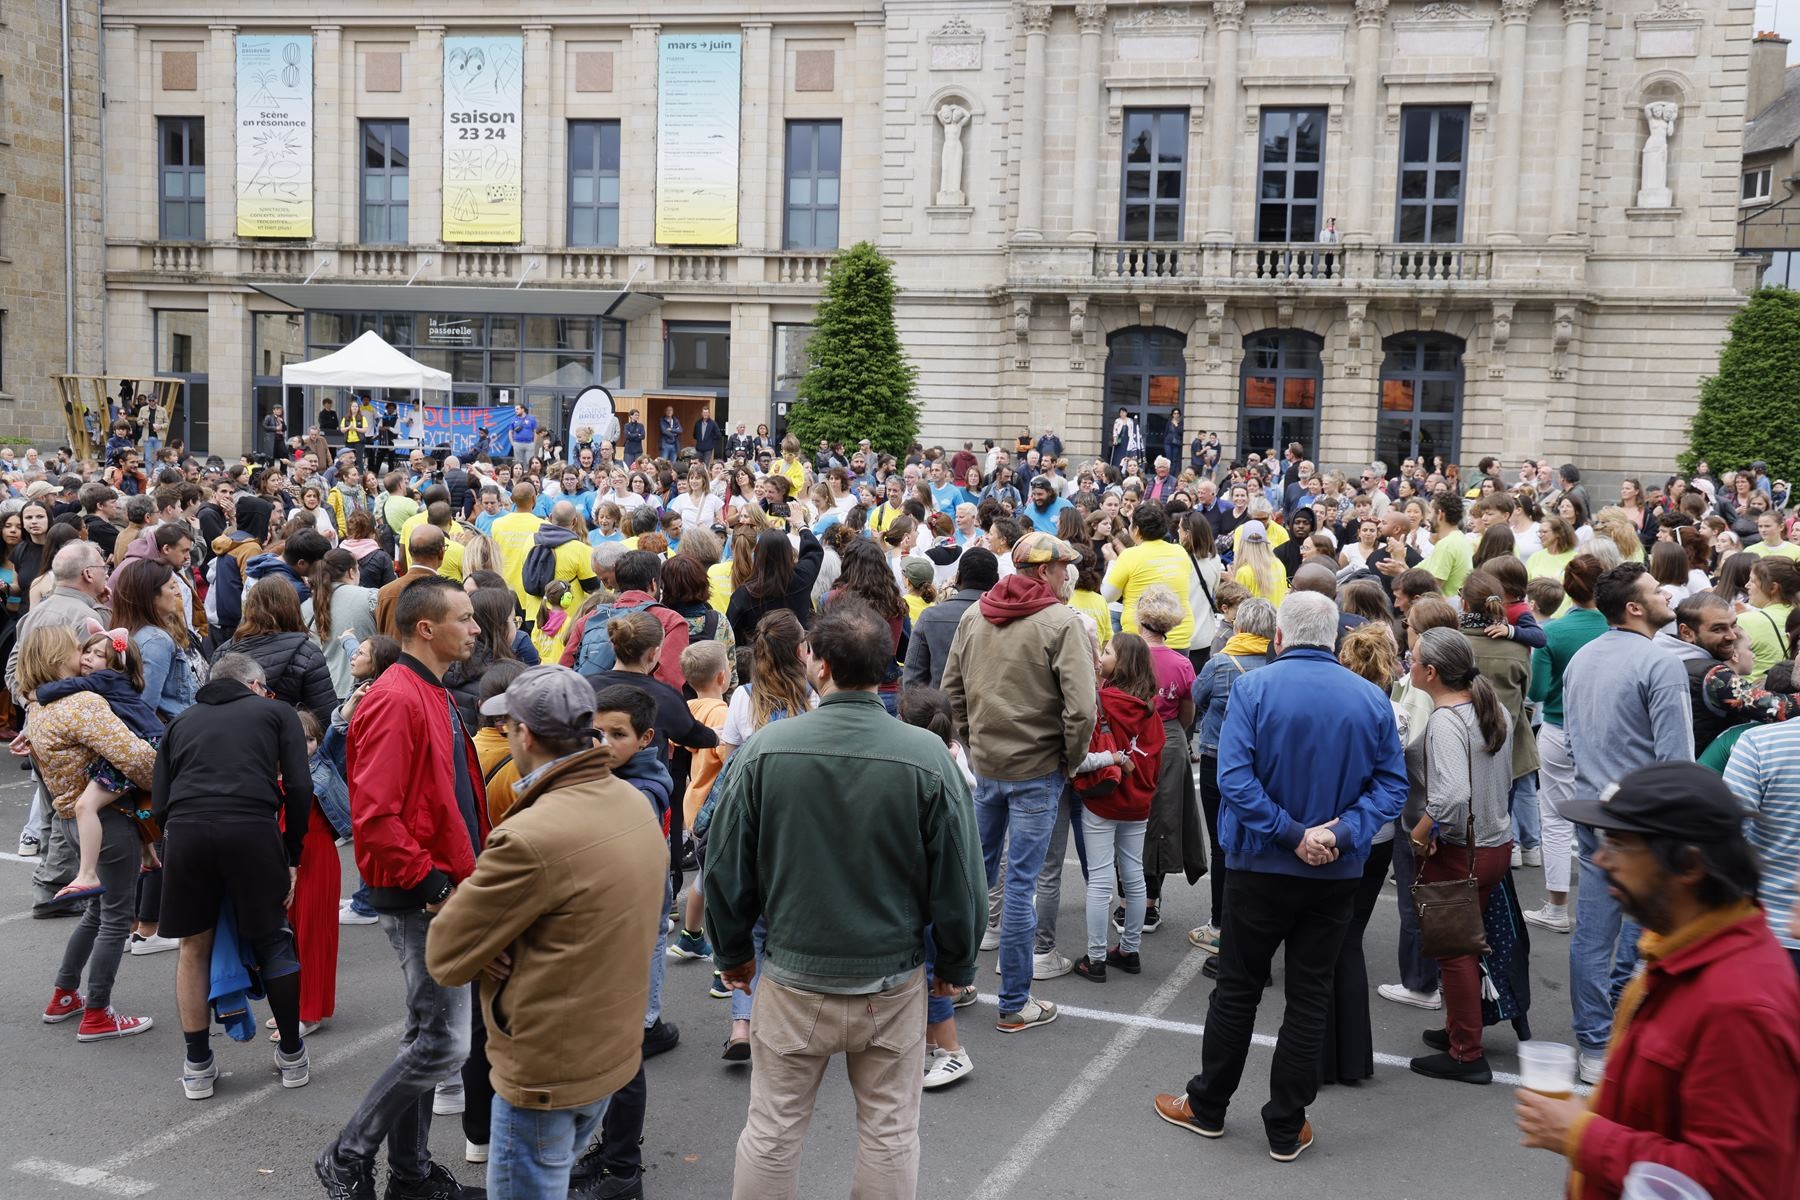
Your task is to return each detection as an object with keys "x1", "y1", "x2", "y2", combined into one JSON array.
[{"x1": 668, "y1": 641, "x2": 730, "y2": 977}]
